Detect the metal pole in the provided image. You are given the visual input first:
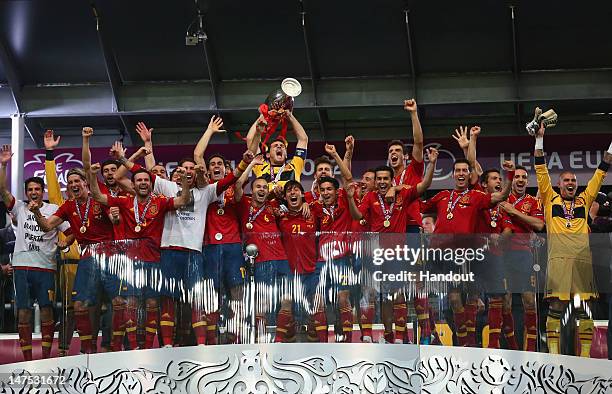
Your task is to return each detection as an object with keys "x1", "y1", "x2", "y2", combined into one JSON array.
[{"x1": 11, "y1": 113, "x2": 25, "y2": 201}]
